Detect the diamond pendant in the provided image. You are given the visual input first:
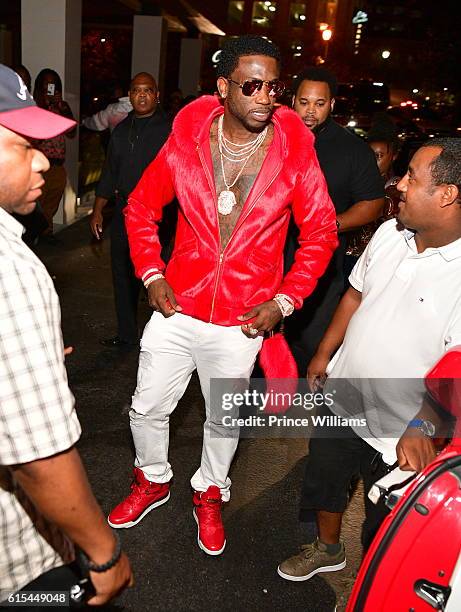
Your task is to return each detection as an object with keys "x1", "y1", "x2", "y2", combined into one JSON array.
[{"x1": 218, "y1": 190, "x2": 236, "y2": 215}]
